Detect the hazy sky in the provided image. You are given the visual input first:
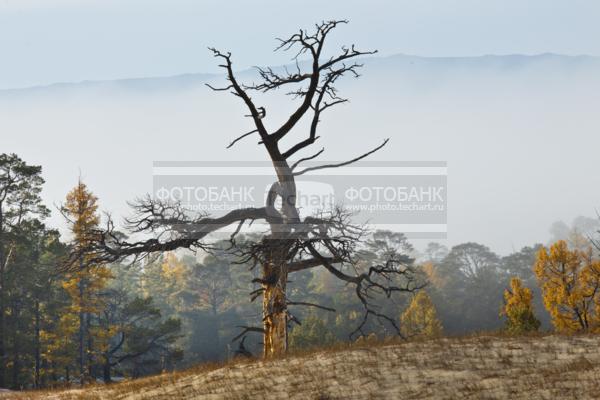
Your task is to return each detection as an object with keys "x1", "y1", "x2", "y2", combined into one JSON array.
[{"x1": 1, "y1": 0, "x2": 600, "y2": 89}]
